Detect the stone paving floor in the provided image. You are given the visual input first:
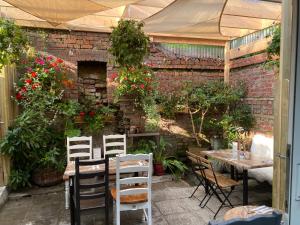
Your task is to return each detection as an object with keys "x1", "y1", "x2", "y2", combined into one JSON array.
[{"x1": 0, "y1": 177, "x2": 272, "y2": 225}]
